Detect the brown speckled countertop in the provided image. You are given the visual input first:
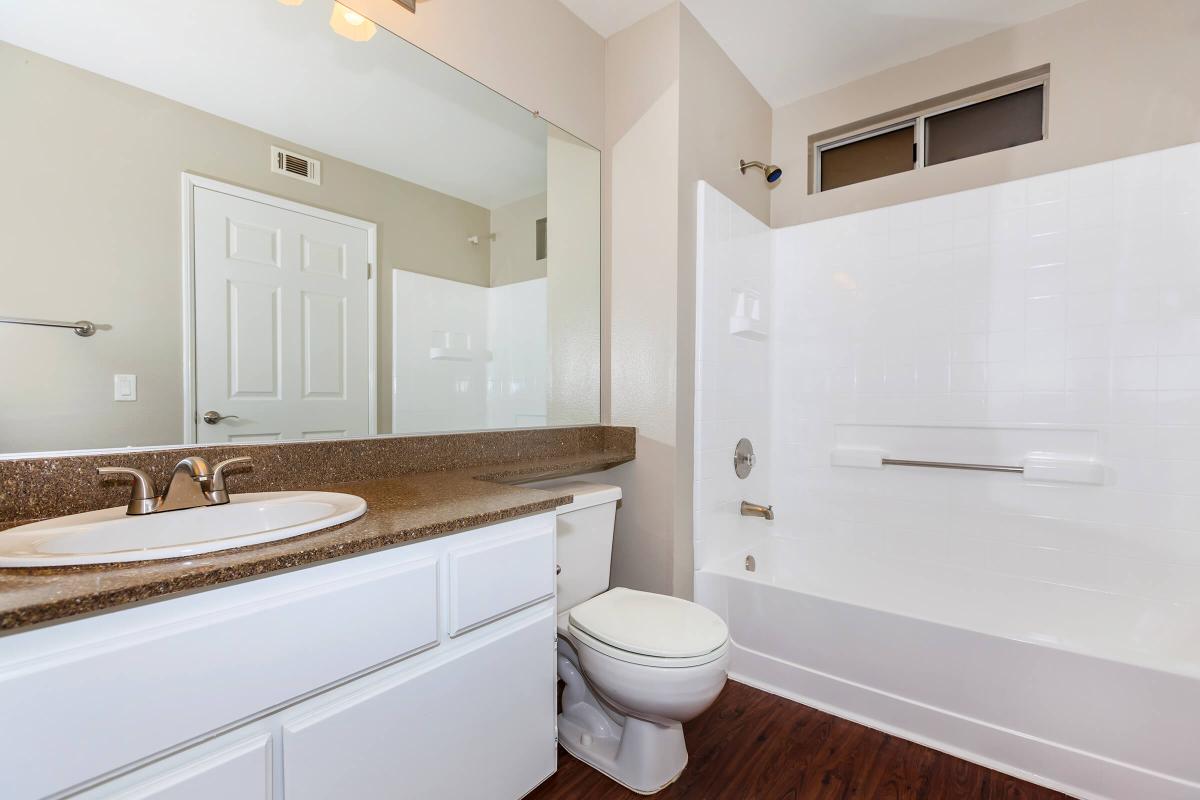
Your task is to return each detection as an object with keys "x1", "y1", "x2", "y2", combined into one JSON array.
[{"x1": 0, "y1": 444, "x2": 632, "y2": 633}]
